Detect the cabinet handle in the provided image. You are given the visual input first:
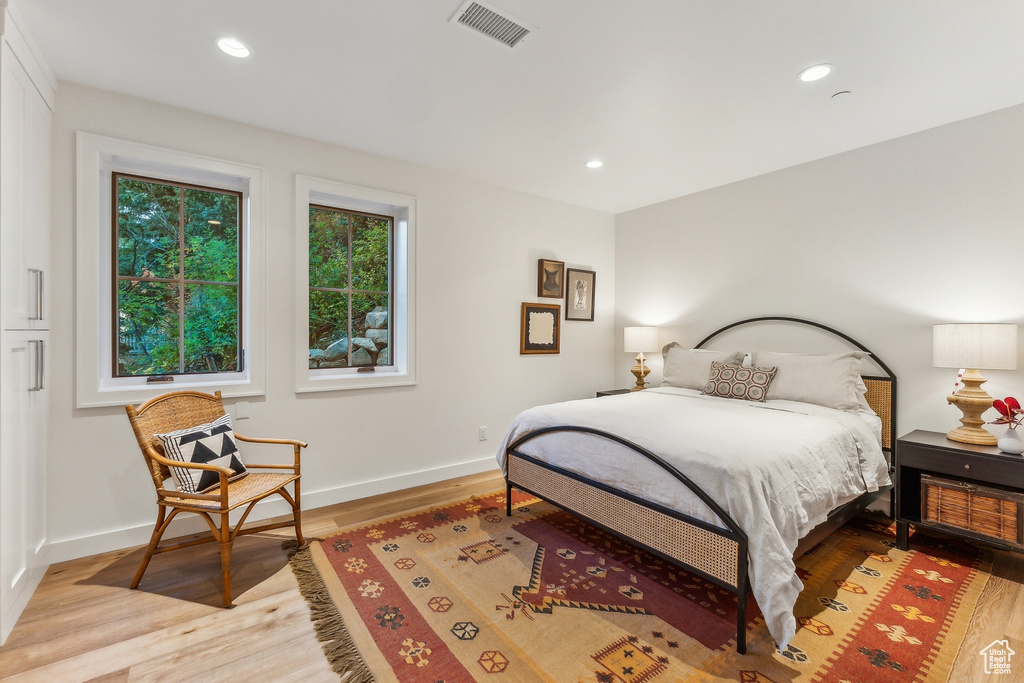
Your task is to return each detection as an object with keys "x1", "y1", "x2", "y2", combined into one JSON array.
[
  {"x1": 38, "y1": 269, "x2": 44, "y2": 321},
  {"x1": 964, "y1": 464, "x2": 970, "y2": 471},
  {"x1": 28, "y1": 269, "x2": 44, "y2": 321},
  {"x1": 28, "y1": 339, "x2": 44, "y2": 391}
]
